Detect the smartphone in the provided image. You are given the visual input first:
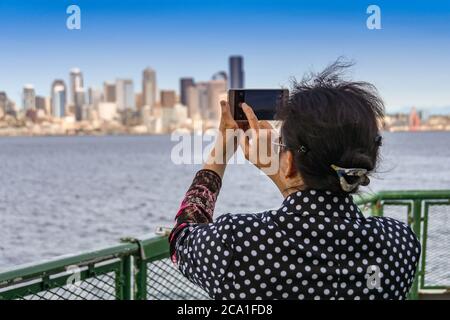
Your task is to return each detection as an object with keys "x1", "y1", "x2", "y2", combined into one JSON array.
[{"x1": 228, "y1": 89, "x2": 289, "y2": 121}]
